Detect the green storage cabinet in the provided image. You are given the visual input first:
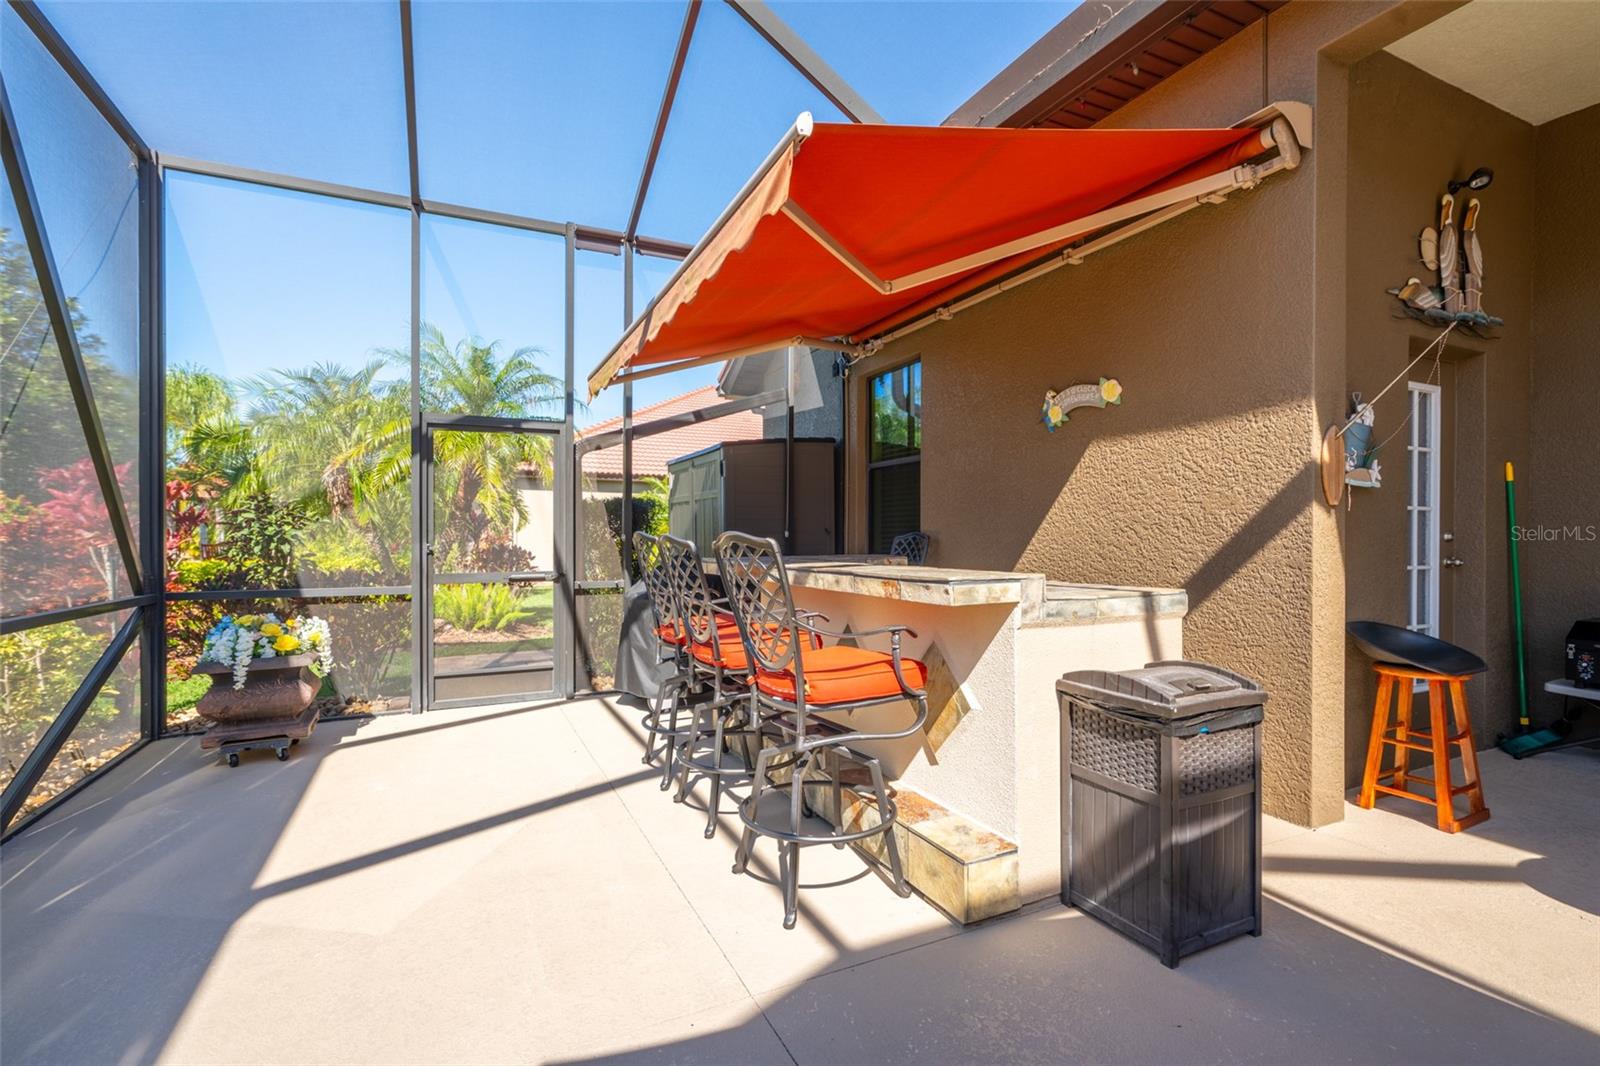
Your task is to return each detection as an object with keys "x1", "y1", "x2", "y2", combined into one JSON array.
[{"x1": 666, "y1": 440, "x2": 837, "y2": 556}]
